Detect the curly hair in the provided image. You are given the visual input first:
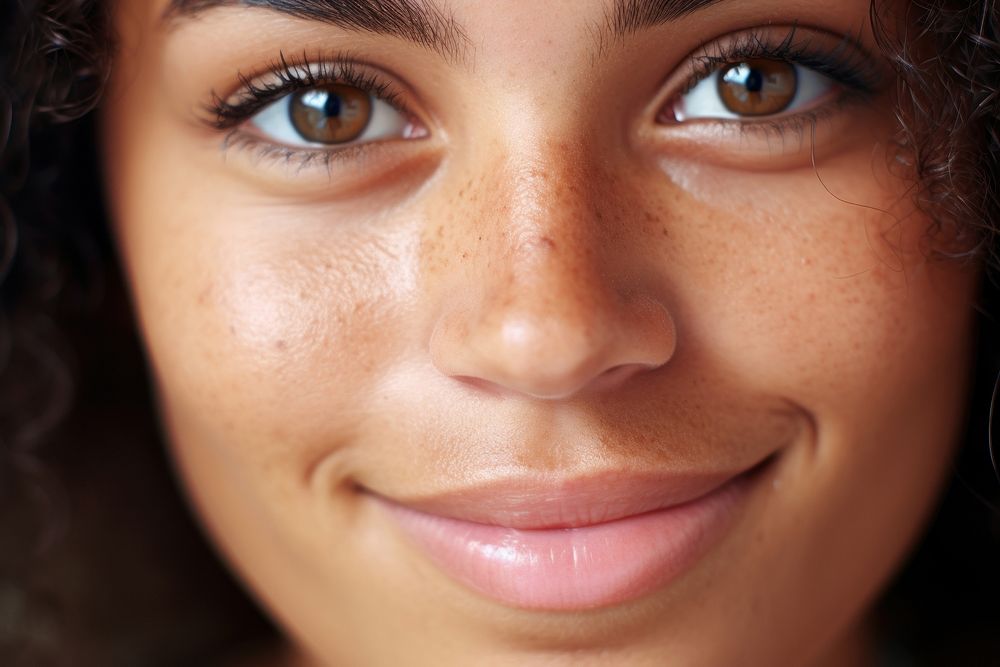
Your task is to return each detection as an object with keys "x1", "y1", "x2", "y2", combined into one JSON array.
[
  {"x1": 874, "y1": 0, "x2": 1000, "y2": 264},
  {"x1": 1, "y1": 0, "x2": 998, "y2": 665},
  {"x1": 1, "y1": 1, "x2": 275, "y2": 664}
]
